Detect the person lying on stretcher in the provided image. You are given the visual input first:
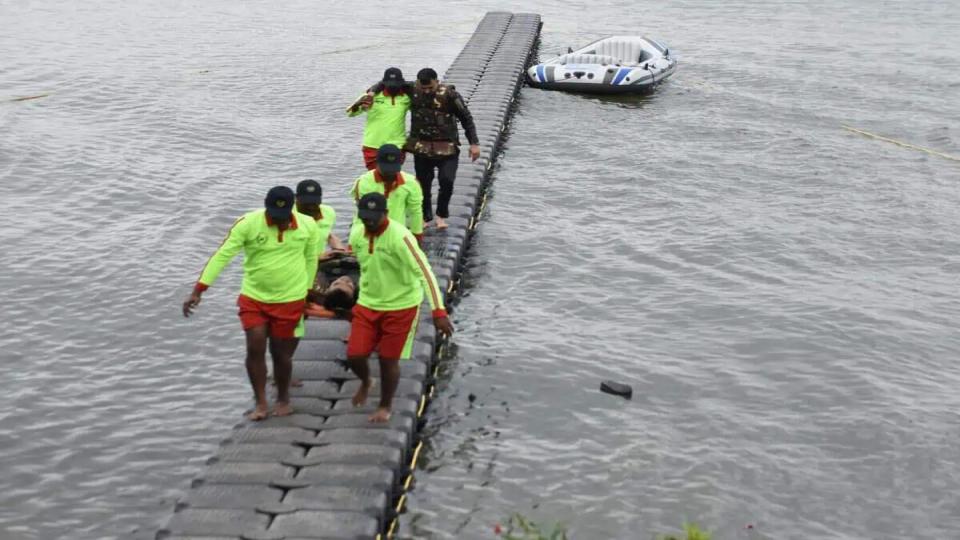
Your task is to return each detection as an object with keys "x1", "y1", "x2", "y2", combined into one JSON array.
[{"x1": 305, "y1": 254, "x2": 359, "y2": 319}]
